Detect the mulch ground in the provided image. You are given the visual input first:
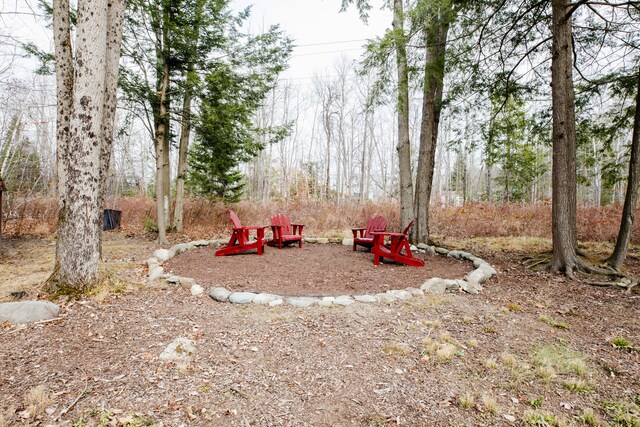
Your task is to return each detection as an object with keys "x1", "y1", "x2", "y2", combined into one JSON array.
[
  {"x1": 164, "y1": 244, "x2": 471, "y2": 296},
  {"x1": 1, "y1": 239, "x2": 639, "y2": 426}
]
